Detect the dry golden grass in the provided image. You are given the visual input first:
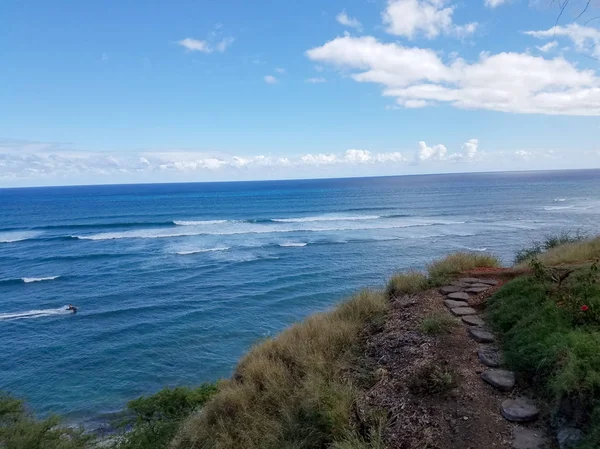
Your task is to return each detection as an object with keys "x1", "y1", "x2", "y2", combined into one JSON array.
[
  {"x1": 516, "y1": 235, "x2": 600, "y2": 268},
  {"x1": 385, "y1": 270, "x2": 429, "y2": 298},
  {"x1": 427, "y1": 252, "x2": 501, "y2": 285},
  {"x1": 171, "y1": 290, "x2": 389, "y2": 449}
]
